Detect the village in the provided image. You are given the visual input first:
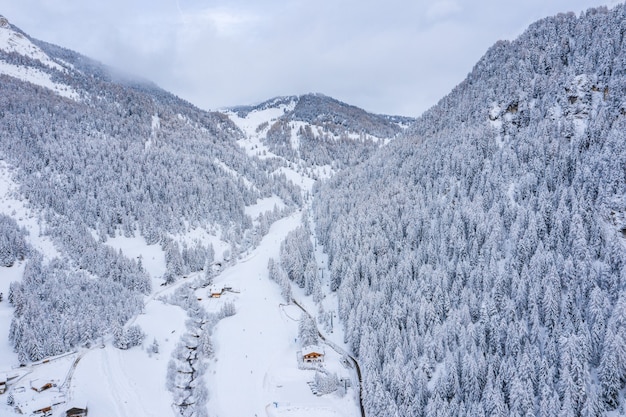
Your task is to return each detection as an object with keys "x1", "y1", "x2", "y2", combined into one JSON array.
[
  {"x1": 0, "y1": 351, "x2": 88, "y2": 417},
  {"x1": 0, "y1": 207, "x2": 361, "y2": 417}
]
